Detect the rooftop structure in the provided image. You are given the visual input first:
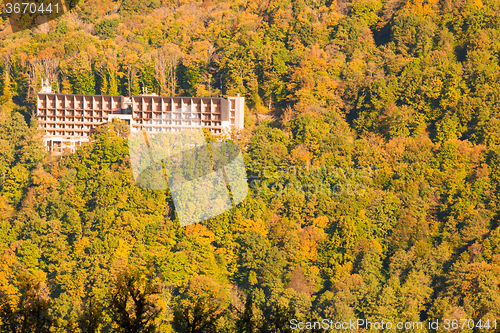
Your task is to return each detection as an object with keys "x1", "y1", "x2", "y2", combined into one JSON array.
[{"x1": 36, "y1": 86, "x2": 244, "y2": 154}]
